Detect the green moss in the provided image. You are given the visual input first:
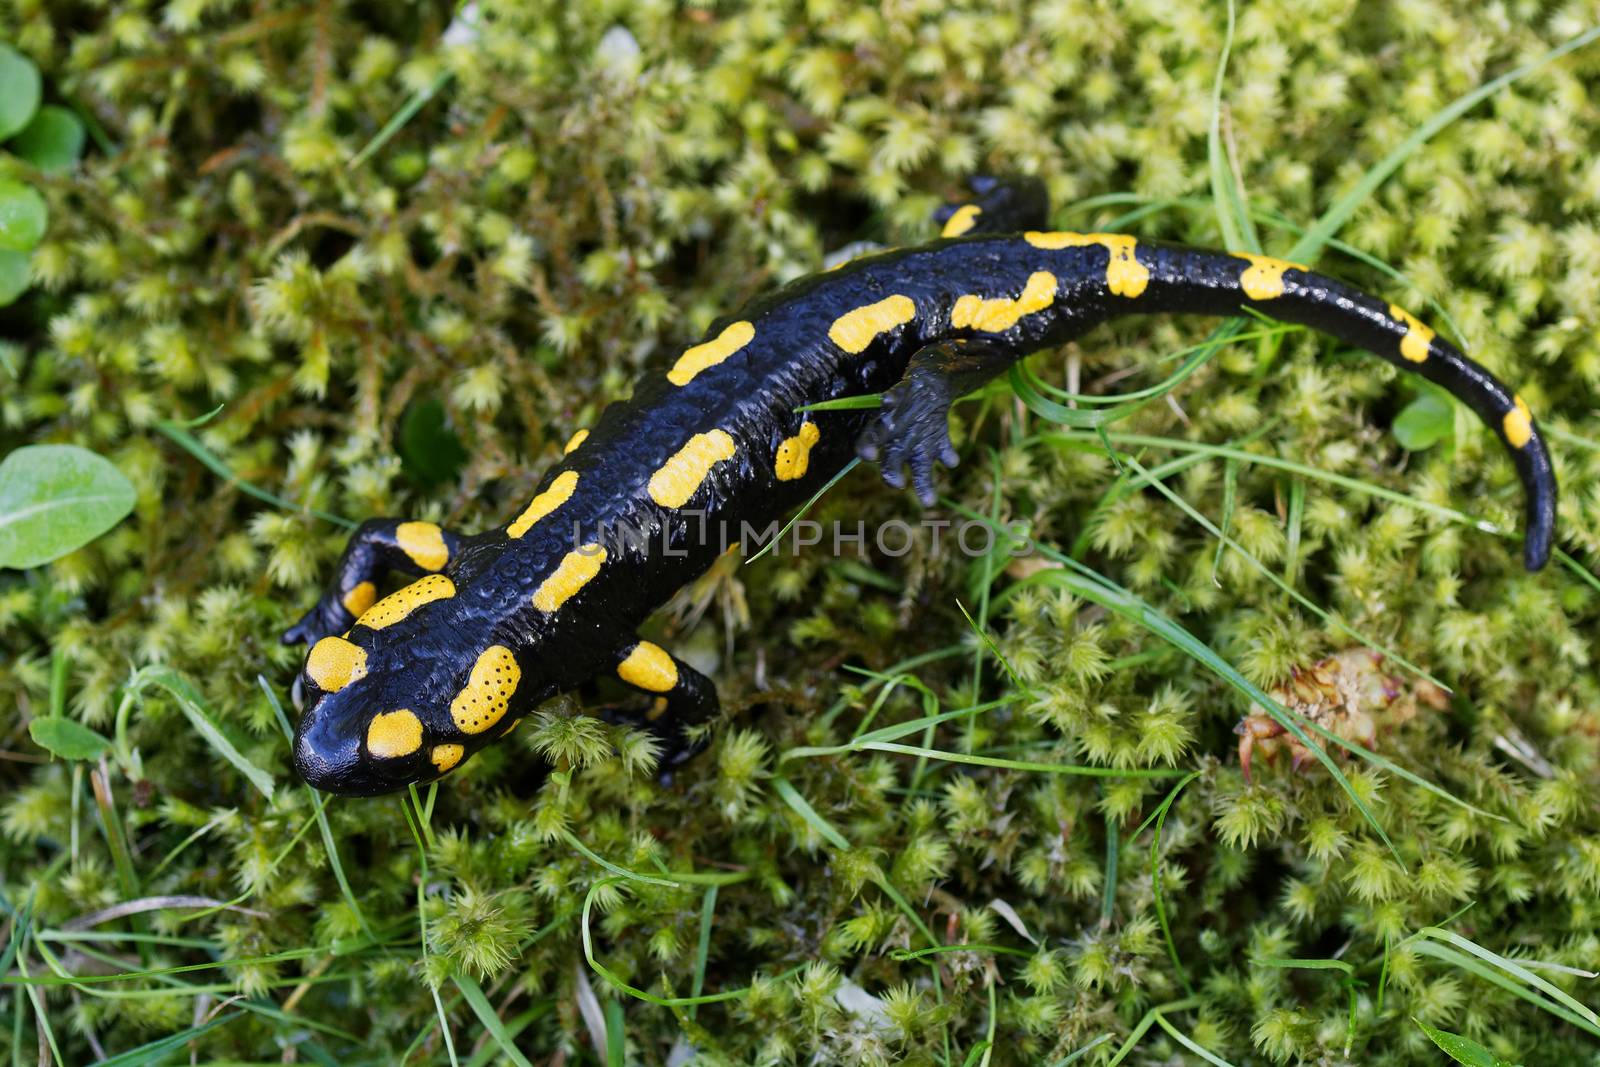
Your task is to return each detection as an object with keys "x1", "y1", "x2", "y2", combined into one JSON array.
[{"x1": 3, "y1": 1, "x2": 1600, "y2": 1063}]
